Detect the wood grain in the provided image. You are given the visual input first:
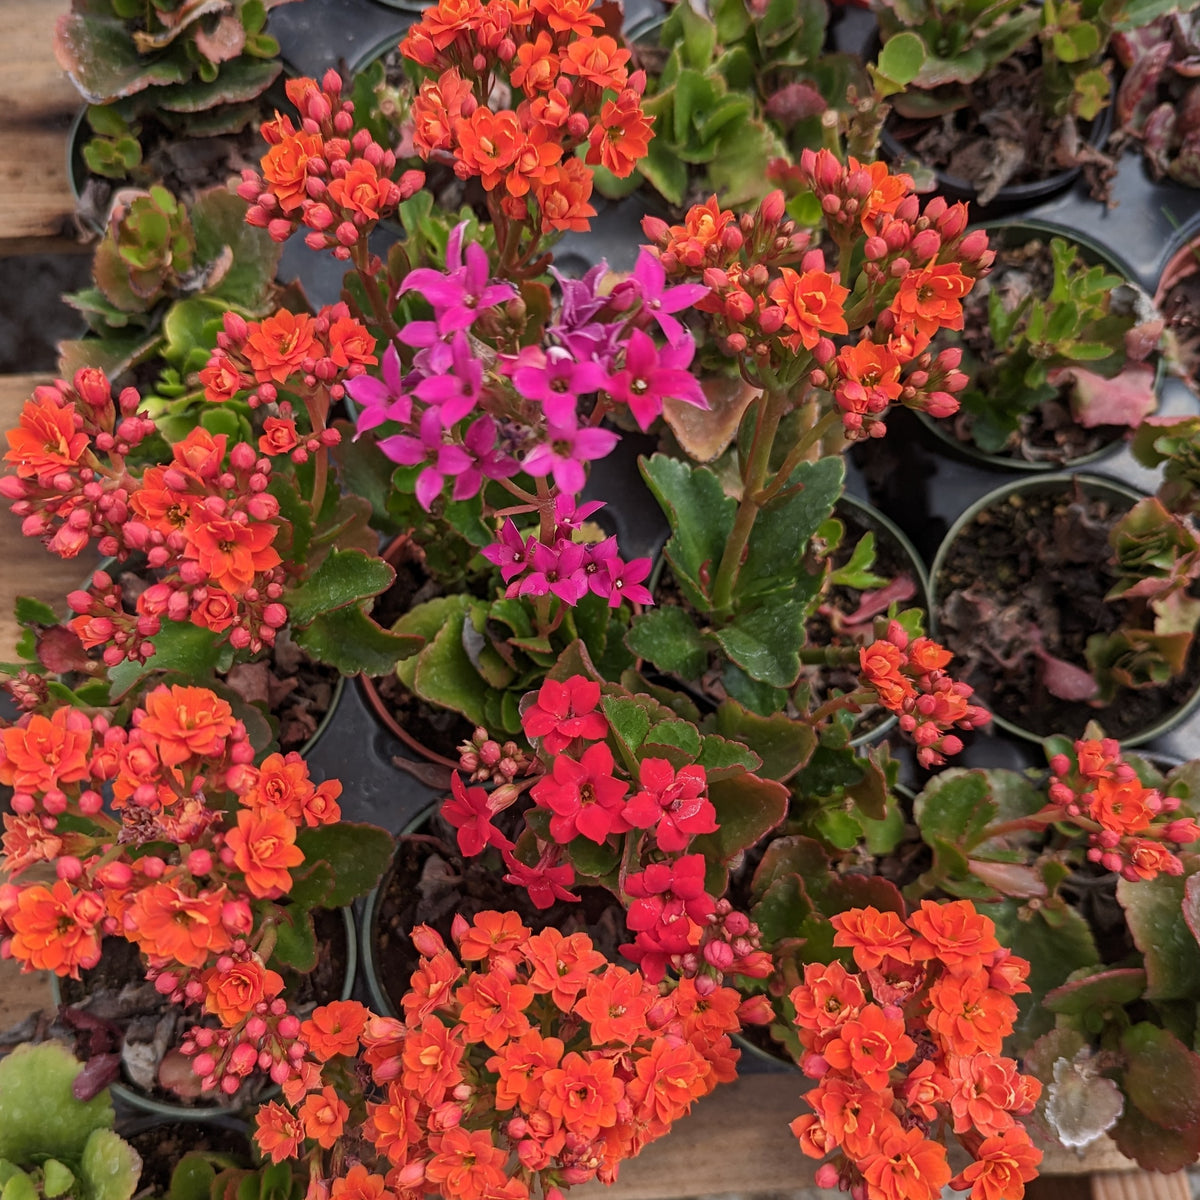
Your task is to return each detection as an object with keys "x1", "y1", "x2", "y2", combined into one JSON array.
[{"x1": 0, "y1": 0, "x2": 80, "y2": 248}]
